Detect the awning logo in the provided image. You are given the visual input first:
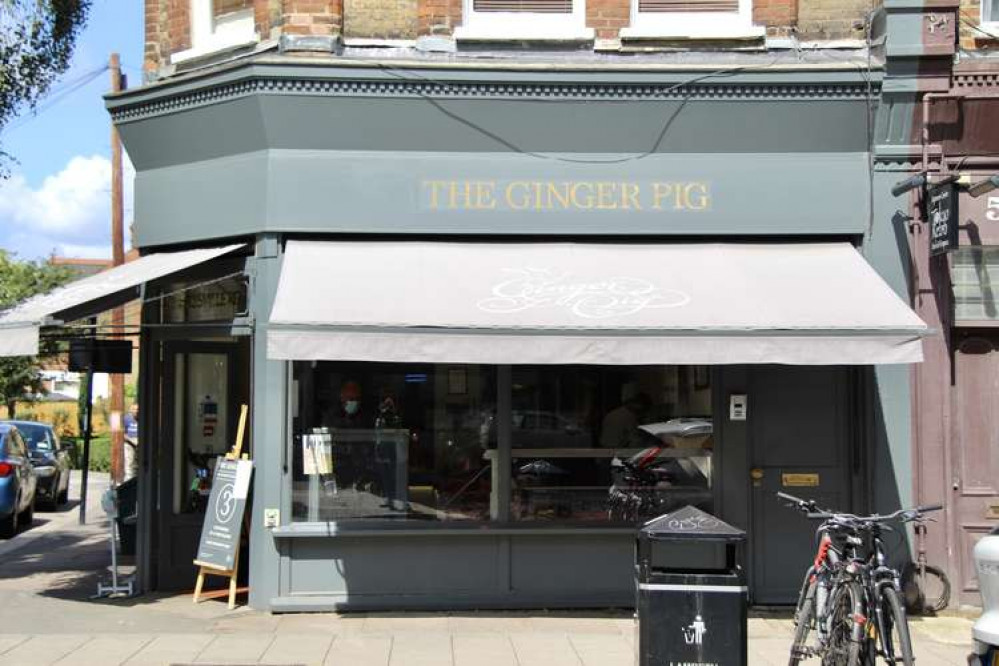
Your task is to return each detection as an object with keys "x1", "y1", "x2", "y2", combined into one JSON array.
[{"x1": 477, "y1": 268, "x2": 690, "y2": 319}]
